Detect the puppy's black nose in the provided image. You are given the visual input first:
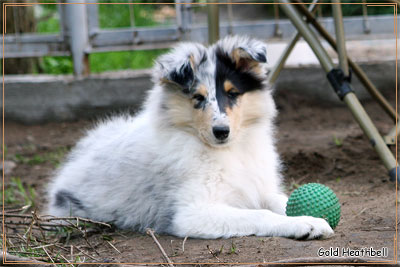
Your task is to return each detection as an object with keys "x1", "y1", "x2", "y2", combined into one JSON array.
[{"x1": 213, "y1": 126, "x2": 230, "y2": 141}]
